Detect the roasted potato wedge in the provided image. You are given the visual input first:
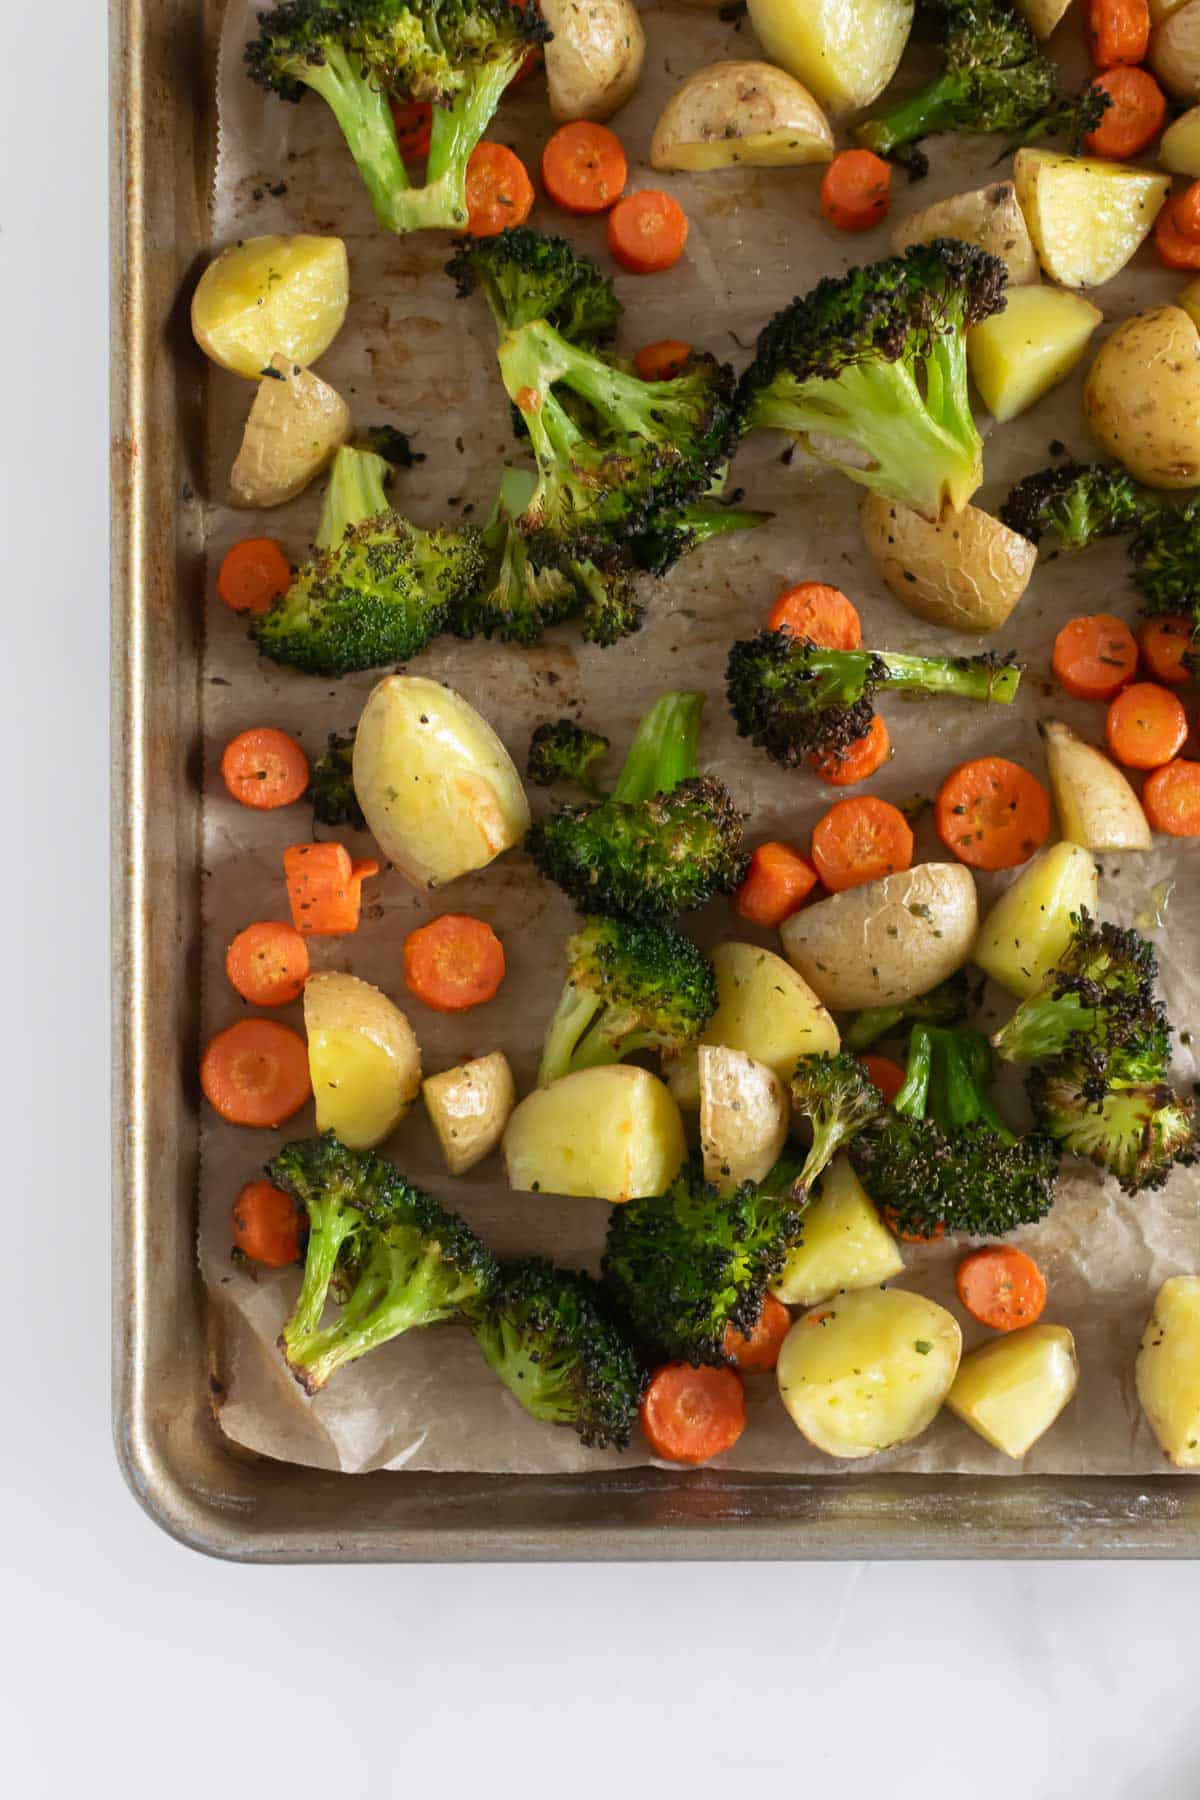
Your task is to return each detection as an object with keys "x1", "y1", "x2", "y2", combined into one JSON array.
[
  {"x1": 860, "y1": 494, "x2": 1036, "y2": 633},
  {"x1": 1085, "y1": 305, "x2": 1200, "y2": 488},
  {"x1": 890, "y1": 180, "x2": 1040, "y2": 285},
  {"x1": 1040, "y1": 719, "x2": 1153, "y2": 851},
  {"x1": 770, "y1": 1157, "x2": 903, "y2": 1307},
  {"x1": 947, "y1": 1325, "x2": 1079, "y2": 1460},
  {"x1": 303, "y1": 972, "x2": 422, "y2": 1150},
  {"x1": 229, "y1": 353, "x2": 351, "y2": 509},
  {"x1": 1161, "y1": 104, "x2": 1200, "y2": 174},
  {"x1": 423, "y1": 1052, "x2": 515, "y2": 1176},
  {"x1": 651, "y1": 61, "x2": 833, "y2": 171},
  {"x1": 541, "y1": 0, "x2": 645, "y2": 122},
  {"x1": 699, "y1": 1046, "x2": 790, "y2": 1191},
  {"x1": 973, "y1": 842, "x2": 1099, "y2": 999},
  {"x1": 1136, "y1": 1276, "x2": 1200, "y2": 1466},
  {"x1": 968, "y1": 286, "x2": 1102, "y2": 423},
  {"x1": 1152, "y1": 0, "x2": 1200, "y2": 99},
  {"x1": 746, "y1": 0, "x2": 914, "y2": 114},
  {"x1": 191, "y1": 234, "x2": 349, "y2": 380},
  {"x1": 1015, "y1": 0, "x2": 1075, "y2": 36},
  {"x1": 780, "y1": 863, "x2": 979, "y2": 1011},
  {"x1": 666, "y1": 942, "x2": 840, "y2": 1109},
  {"x1": 1013, "y1": 149, "x2": 1169, "y2": 288},
  {"x1": 503, "y1": 1066, "x2": 686, "y2": 1202}
]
